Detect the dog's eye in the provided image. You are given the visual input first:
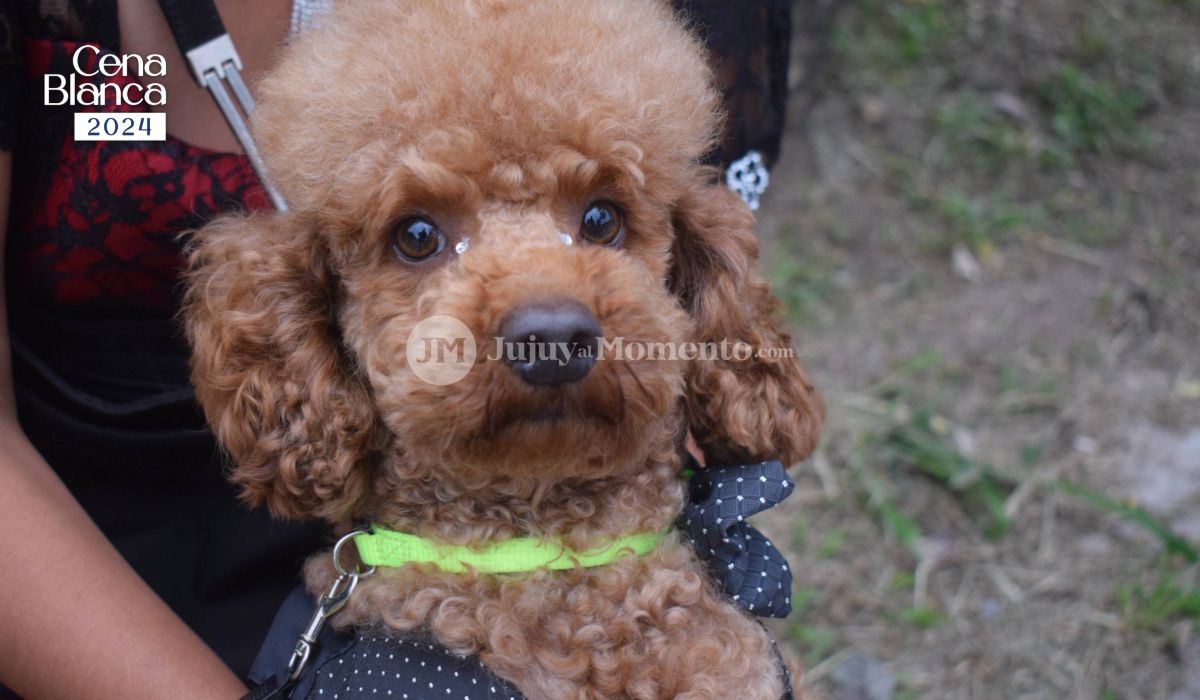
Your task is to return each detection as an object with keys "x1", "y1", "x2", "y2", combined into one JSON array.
[
  {"x1": 579, "y1": 202, "x2": 625, "y2": 247},
  {"x1": 391, "y1": 217, "x2": 446, "y2": 262}
]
